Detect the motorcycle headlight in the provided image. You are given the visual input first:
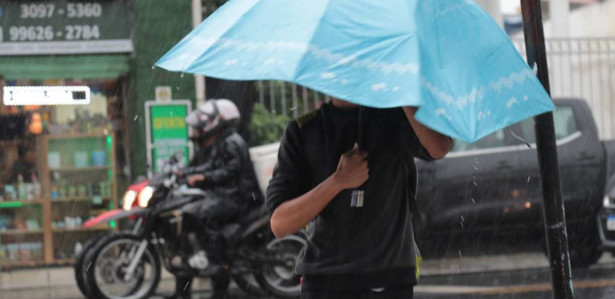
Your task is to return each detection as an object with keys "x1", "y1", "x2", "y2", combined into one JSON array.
[
  {"x1": 138, "y1": 186, "x2": 155, "y2": 208},
  {"x1": 122, "y1": 190, "x2": 137, "y2": 211}
]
